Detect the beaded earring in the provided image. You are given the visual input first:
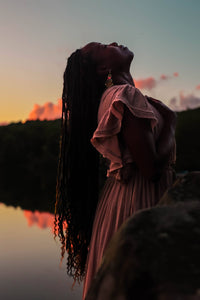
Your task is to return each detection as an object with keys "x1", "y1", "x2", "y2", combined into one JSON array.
[{"x1": 105, "y1": 70, "x2": 114, "y2": 88}]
